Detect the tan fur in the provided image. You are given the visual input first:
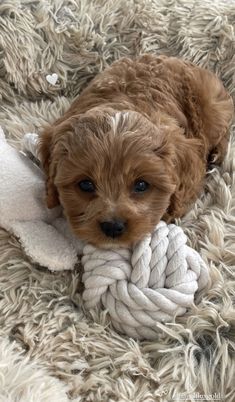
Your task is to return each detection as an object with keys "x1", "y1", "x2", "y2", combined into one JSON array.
[{"x1": 39, "y1": 54, "x2": 233, "y2": 246}]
